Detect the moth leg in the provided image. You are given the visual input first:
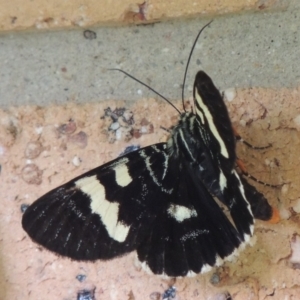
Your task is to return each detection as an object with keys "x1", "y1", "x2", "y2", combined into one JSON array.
[
  {"x1": 236, "y1": 158, "x2": 280, "y2": 188},
  {"x1": 233, "y1": 127, "x2": 271, "y2": 149},
  {"x1": 160, "y1": 126, "x2": 172, "y2": 133}
]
